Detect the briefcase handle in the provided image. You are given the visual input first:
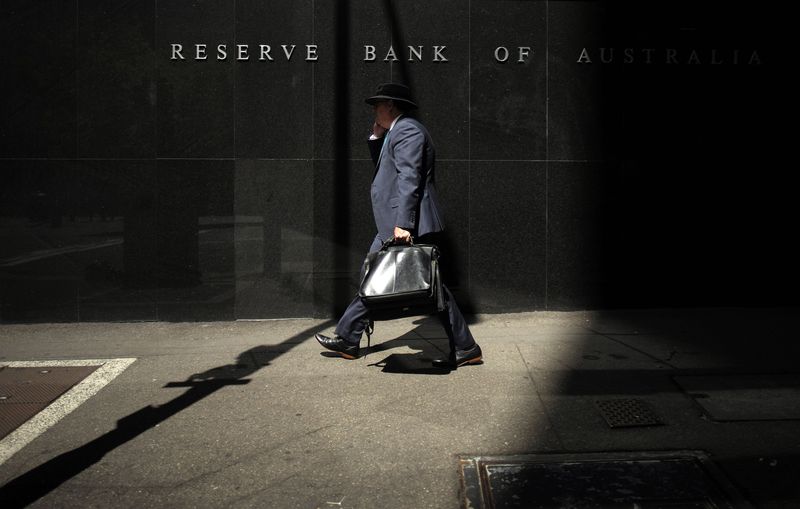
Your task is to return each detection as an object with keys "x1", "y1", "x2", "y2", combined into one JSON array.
[{"x1": 380, "y1": 237, "x2": 414, "y2": 250}]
